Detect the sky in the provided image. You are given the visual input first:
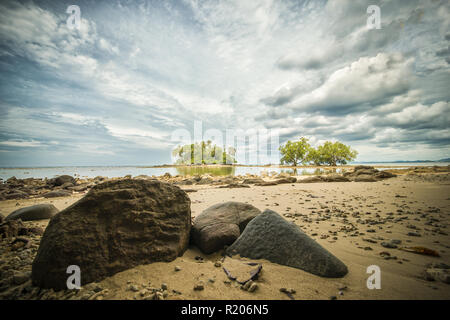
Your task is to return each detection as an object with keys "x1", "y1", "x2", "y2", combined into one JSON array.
[{"x1": 0, "y1": 0, "x2": 449, "y2": 166}]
